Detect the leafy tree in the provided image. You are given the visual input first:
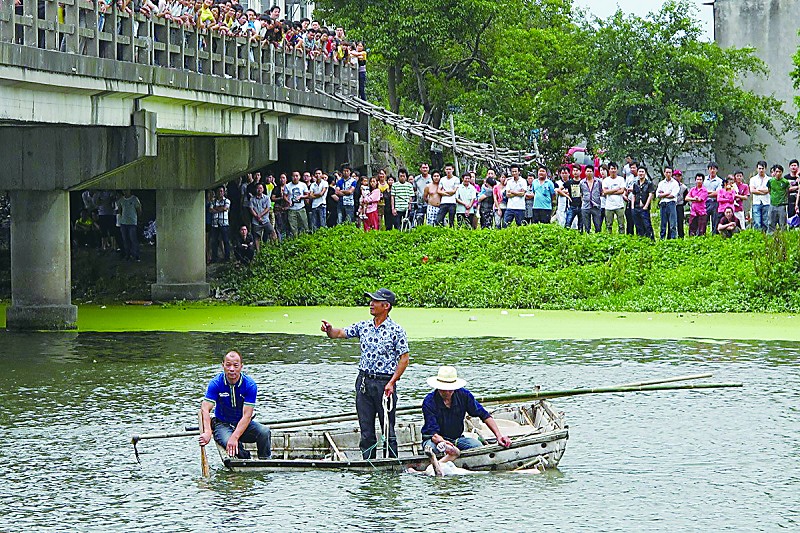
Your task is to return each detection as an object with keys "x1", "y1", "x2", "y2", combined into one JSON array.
[{"x1": 583, "y1": 0, "x2": 792, "y2": 168}]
